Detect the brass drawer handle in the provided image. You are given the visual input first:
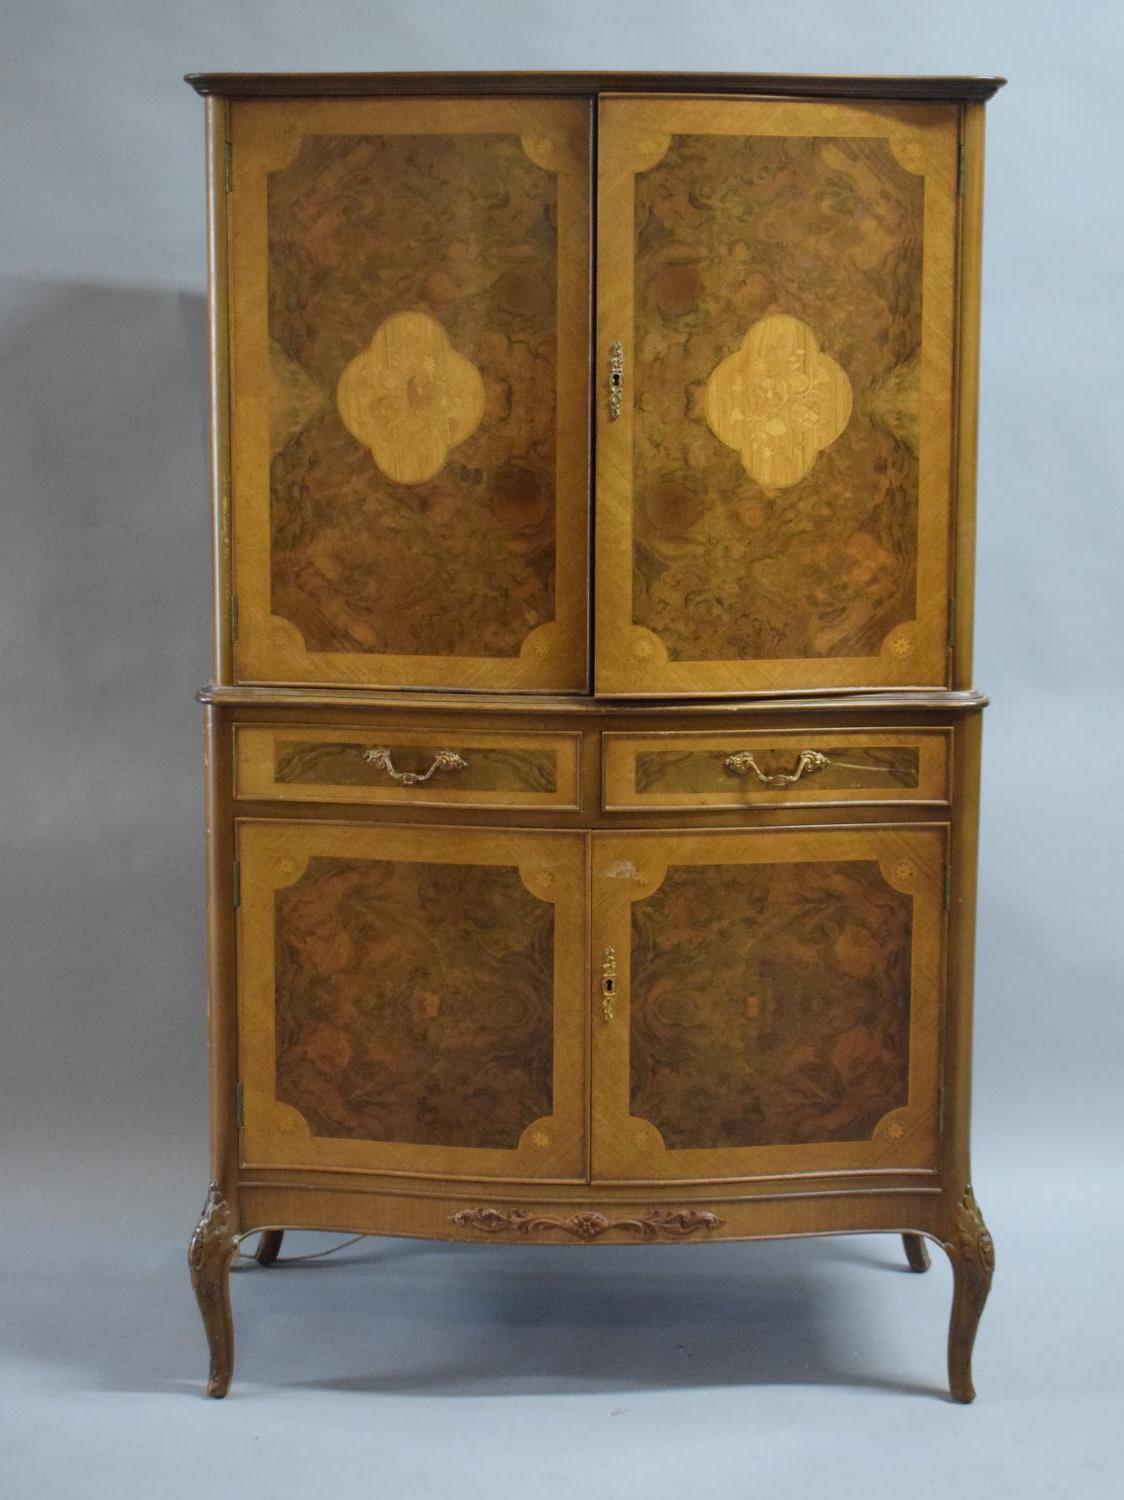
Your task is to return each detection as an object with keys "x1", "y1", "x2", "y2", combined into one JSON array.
[
  {"x1": 723, "y1": 749, "x2": 884, "y2": 787},
  {"x1": 724, "y1": 749, "x2": 829, "y2": 786},
  {"x1": 363, "y1": 747, "x2": 468, "y2": 785},
  {"x1": 601, "y1": 947, "x2": 617, "y2": 1023},
  {"x1": 608, "y1": 340, "x2": 624, "y2": 420}
]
